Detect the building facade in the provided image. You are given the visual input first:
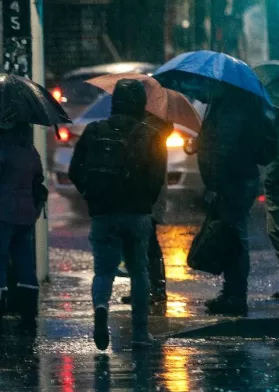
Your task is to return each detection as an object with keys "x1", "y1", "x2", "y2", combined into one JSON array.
[{"x1": 44, "y1": 0, "x2": 113, "y2": 86}]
